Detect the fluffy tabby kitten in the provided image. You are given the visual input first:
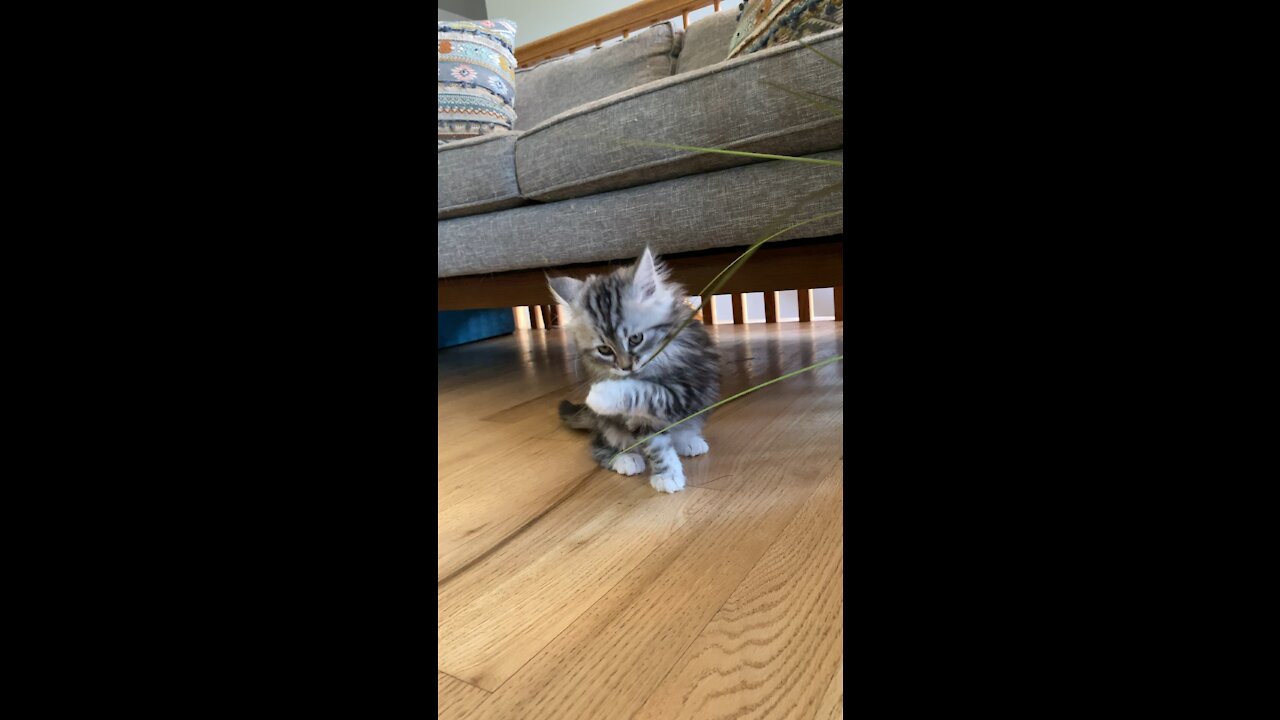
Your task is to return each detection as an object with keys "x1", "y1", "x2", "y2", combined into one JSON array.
[{"x1": 549, "y1": 248, "x2": 721, "y2": 493}]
